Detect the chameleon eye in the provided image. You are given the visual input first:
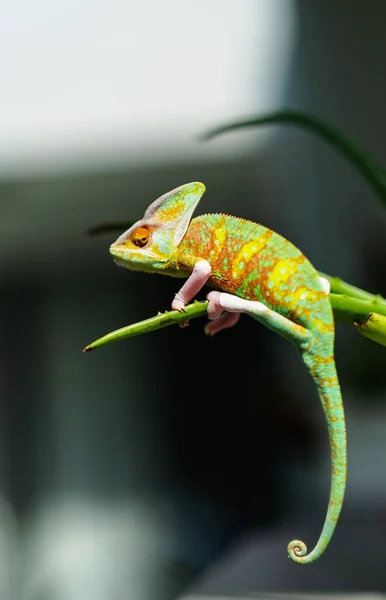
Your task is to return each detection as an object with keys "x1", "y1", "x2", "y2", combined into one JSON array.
[{"x1": 131, "y1": 226, "x2": 150, "y2": 248}]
